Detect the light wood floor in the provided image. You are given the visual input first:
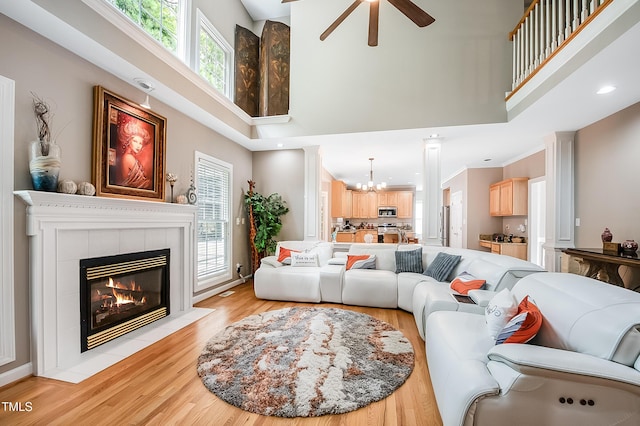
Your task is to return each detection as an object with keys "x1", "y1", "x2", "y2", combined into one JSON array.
[{"x1": 0, "y1": 281, "x2": 443, "y2": 425}]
